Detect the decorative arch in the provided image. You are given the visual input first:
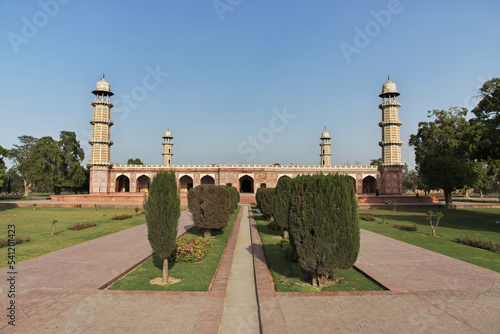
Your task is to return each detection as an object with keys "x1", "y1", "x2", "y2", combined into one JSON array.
[
  {"x1": 362, "y1": 176, "x2": 377, "y2": 194},
  {"x1": 136, "y1": 175, "x2": 150, "y2": 193},
  {"x1": 179, "y1": 175, "x2": 194, "y2": 192},
  {"x1": 116, "y1": 175, "x2": 130, "y2": 193},
  {"x1": 239, "y1": 175, "x2": 254, "y2": 193},
  {"x1": 348, "y1": 176, "x2": 357, "y2": 193},
  {"x1": 201, "y1": 175, "x2": 215, "y2": 185}
]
